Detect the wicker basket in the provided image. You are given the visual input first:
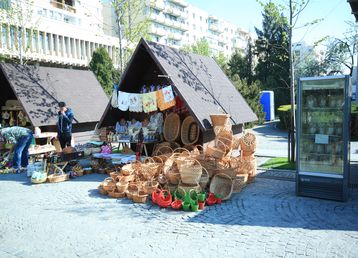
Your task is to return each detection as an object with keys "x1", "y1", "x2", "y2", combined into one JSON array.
[
  {"x1": 237, "y1": 155, "x2": 256, "y2": 176},
  {"x1": 98, "y1": 184, "x2": 108, "y2": 195},
  {"x1": 121, "y1": 161, "x2": 141, "y2": 176},
  {"x1": 232, "y1": 136, "x2": 241, "y2": 150},
  {"x1": 152, "y1": 144, "x2": 173, "y2": 160},
  {"x1": 210, "y1": 114, "x2": 230, "y2": 126},
  {"x1": 47, "y1": 173, "x2": 69, "y2": 183},
  {"x1": 205, "y1": 140, "x2": 227, "y2": 160},
  {"x1": 132, "y1": 190, "x2": 148, "y2": 203},
  {"x1": 240, "y1": 132, "x2": 257, "y2": 153},
  {"x1": 163, "y1": 154, "x2": 181, "y2": 185},
  {"x1": 181, "y1": 116, "x2": 200, "y2": 145},
  {"x1": 116, "y1": 181, "x2": 129, "y2": 192},
  {"x1": 108, "y1": 190, "x2": 126, "y2": 198},
  {"x1": 210, "y1": 173, "x2": 233, "y2": 200},
  {"x1": 213, "y1": 125, "x2": 232, "y2": 136},
  {"x1": 214, "y1": 167, "x2": 236, "y2": 178},
  {"x1": 164, "y1": 113, "x2": 181, "y2": 142},
  {"x1": 233, "y1": 174, "x2": 248, "y2": 193},
  {"x1": 141, "y1": 157, "x2": 162, "y2": 180},
  {"x1": 178, "y1": 181, "x2": 201, "y2": 193},
  {"x1": 199, "y1": 167, "x2": 210, "y2": 190},
  {"x1": 142, "y1": 178, "x2": 159, "y2": 194},
  {"x1": 102, "y1": 177, "x2": 116, "y2": 192},
  {"x1": 126, "y1": 182, "x2": 139, "y2": 200},
  {"x1": 179, "y1": 158, "x2": 202, "y2": 185}
]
